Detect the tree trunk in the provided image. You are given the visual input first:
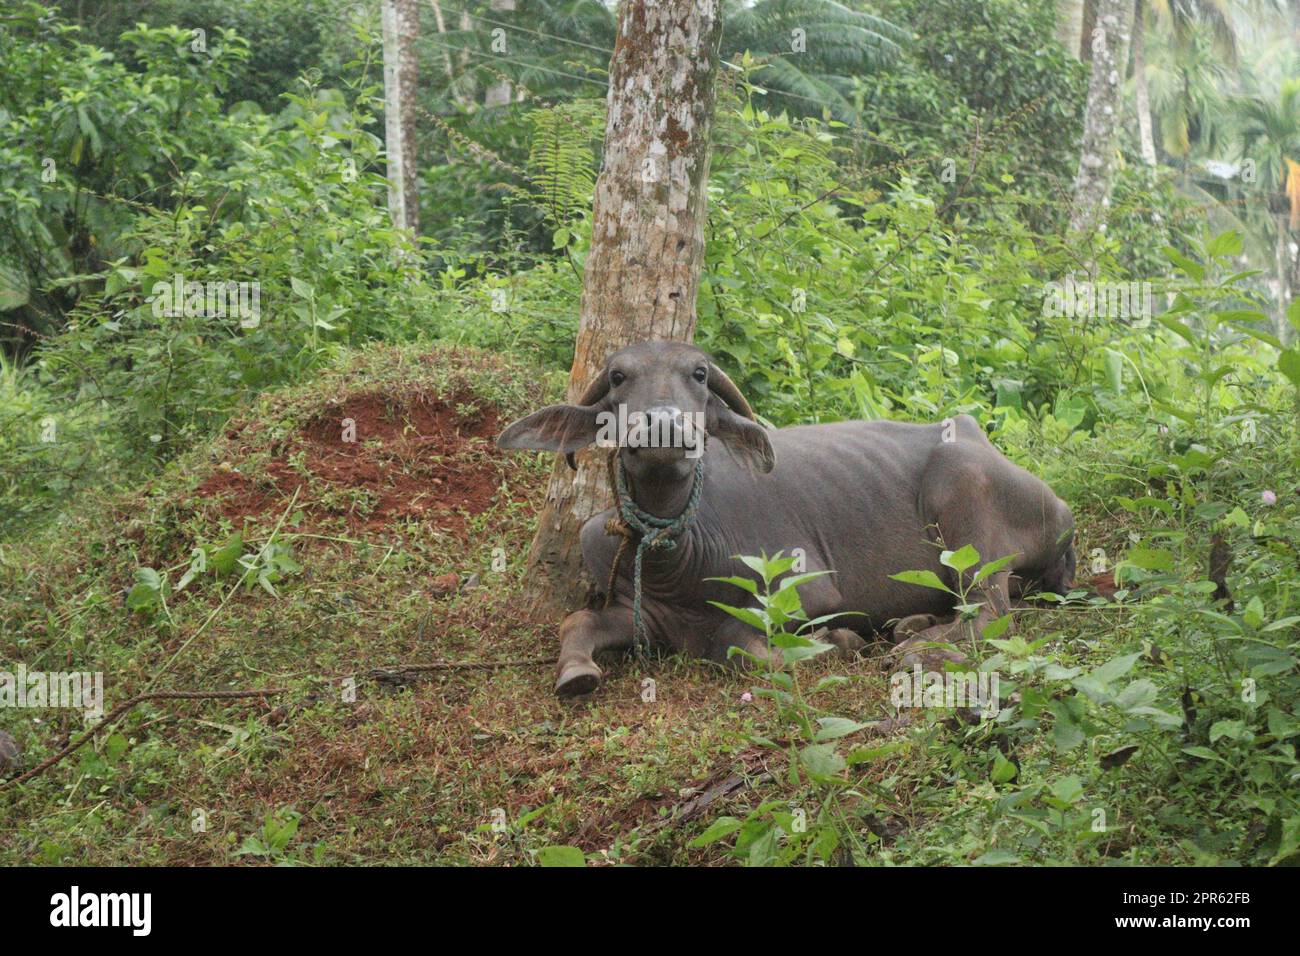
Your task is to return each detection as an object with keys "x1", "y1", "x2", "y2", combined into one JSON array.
[
  {"x1": 485, "y1": 0, "x2": 516, "y2": 107},
  {"x1": 1080, "y1": 0, "x2": 1098, "y2": 61},
  {"x1": 1278, "y1": 216, "x2": 1298, "y2": 347},
  {"x1": 381, "y1": 0, "x2": 420, "y2": 233},
  {"x1": 1069, "y1": 0, "x2": 1135, "y2": 237},
  {"x1": 1057, "y1": 0, "x2": 1085, "y2": 61},
  {"x1": 521, "y1": 0, "x2": 725, "y2": 615},
  {"x1": 427, "y1": 0, "x2": 455, "y2": 85},
  {"x1": 459, "y1": 10, "x2": 472, "y2": 71},
  {"x1": 1132, "y1": 0, "x2": 1156, "y2": 166},
  {"x1": 1288, "y1": 234, "x2": 1299, "y2": 347}
]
